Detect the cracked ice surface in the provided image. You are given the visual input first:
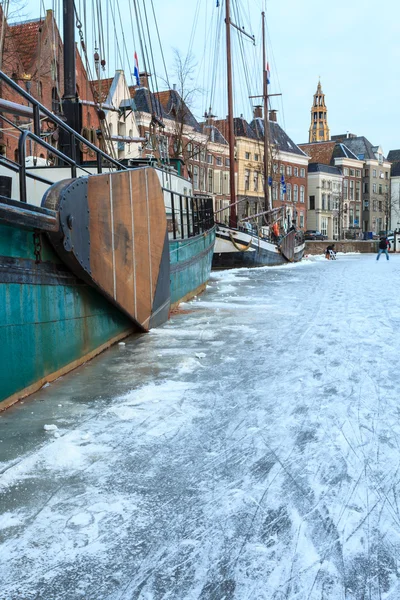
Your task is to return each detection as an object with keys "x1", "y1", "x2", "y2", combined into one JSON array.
[{"x1": 1, "y1": 254, "x2": 400, "y2": 599}]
